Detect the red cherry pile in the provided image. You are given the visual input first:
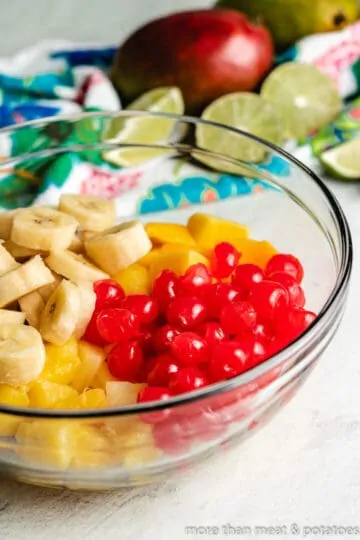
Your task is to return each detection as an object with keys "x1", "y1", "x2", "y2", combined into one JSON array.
[{"x1": 84, "y1": 244, "x2": 316, "y2": 420}]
